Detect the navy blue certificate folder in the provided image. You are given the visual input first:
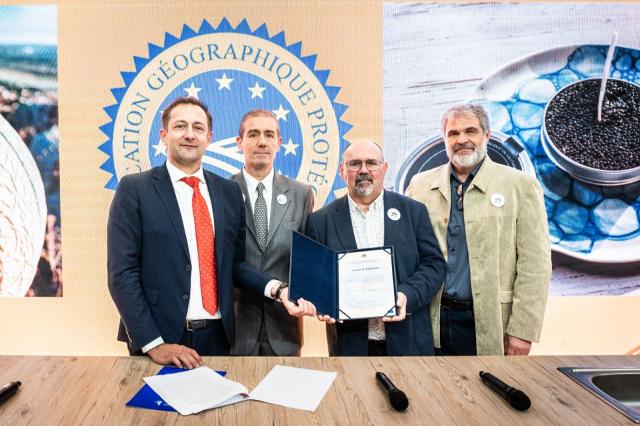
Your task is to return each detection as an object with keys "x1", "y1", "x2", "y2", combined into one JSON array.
[
  {"x1": 126, "y1": 366, "x2": 226, "y2": 412},
  {"x1": 289, "y1": 231, "x2": 339, "y2": 318},
  {"x1": 289, "y1": 231, "x2": 397, "y2": 320}
]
